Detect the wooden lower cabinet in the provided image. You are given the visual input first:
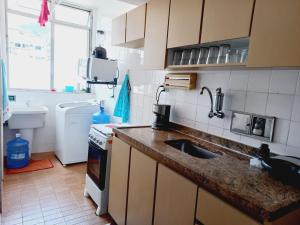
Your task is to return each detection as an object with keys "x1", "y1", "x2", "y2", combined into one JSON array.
[
  {"x1": 108, "y1": 137, "x2": 131, "y2": 225},
  {"x1": 154, "y1": 164, "x2": 197, "y2": 225},
  {"x1": 196, "y1": 188, "x2": 260, "y2": 225},
  {"x1": 126, "y1": 148, "x2": 157, "y2": 225}
]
